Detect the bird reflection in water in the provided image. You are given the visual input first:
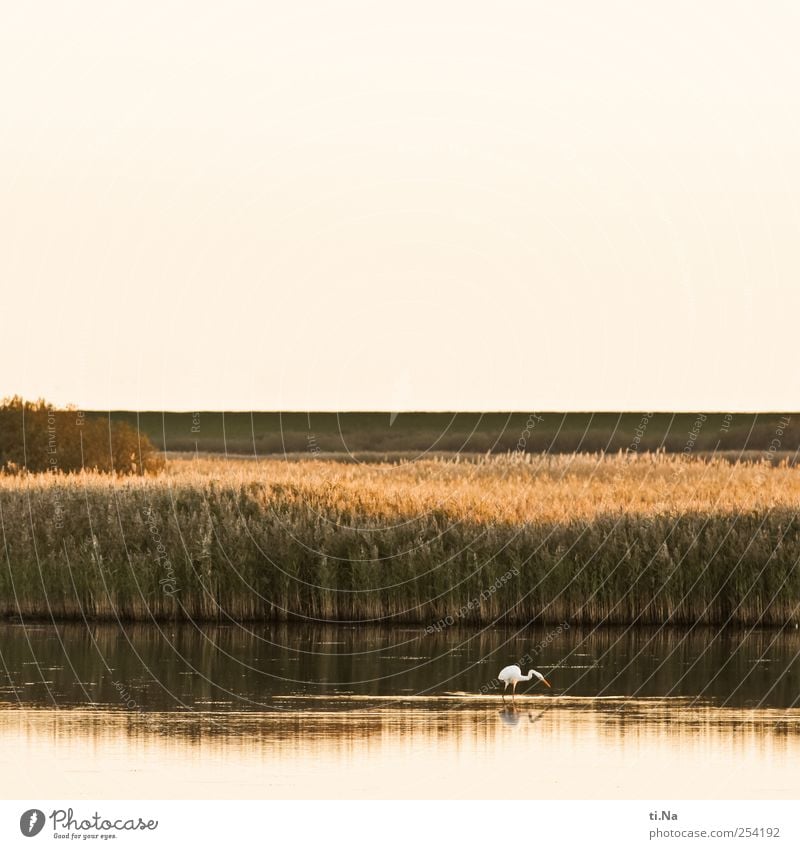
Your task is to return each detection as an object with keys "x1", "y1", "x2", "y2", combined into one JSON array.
[
  {"x1": 499, "y1": 705, "x2": 550, "y2": 728},
  {"x1": 498, "y1": 706, "x2": 521, "y2": 727}
]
